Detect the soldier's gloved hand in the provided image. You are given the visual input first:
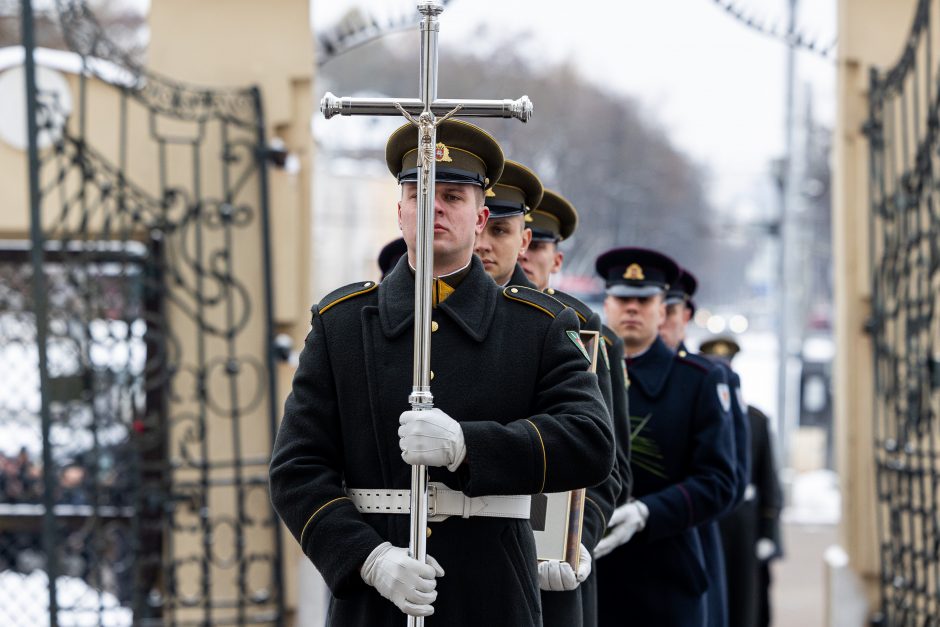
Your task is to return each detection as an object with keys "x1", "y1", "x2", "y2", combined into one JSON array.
[
  {"x1": 360, "y1": 541, "x2": 445, "y2": 617},
  {"x1": 399, "y1": 408, "x2": 467, "y2": 471},
  {"x1": 537, "y1": 543, "x2": 592, "y2": 591},
  {"x1": 593, "y1": 500, "x2": 649, "y2": 559},
  {"x1": 756, "y1": 538, "x2": 777, "y2": 561}
]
